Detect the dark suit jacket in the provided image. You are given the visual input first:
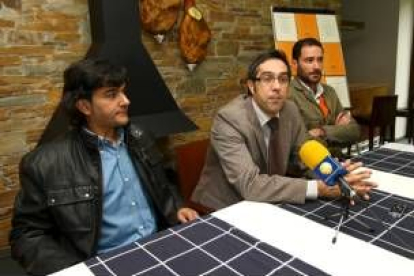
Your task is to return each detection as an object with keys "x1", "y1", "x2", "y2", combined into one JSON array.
[{"x1": 192, "y1": 94, "x2": 309, "y2": 210}]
